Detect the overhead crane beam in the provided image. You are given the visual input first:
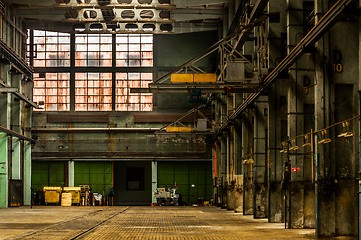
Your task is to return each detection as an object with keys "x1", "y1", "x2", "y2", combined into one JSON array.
[
  {"x1": 131, "y1": 82, "x2": 260, "y2": 94},
  {"x1": 153, "y1": 0, "x2": 269, "y2": 84},
  {"x1": 216, "y1": 0, "x2": 356, "y2": 134}
]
